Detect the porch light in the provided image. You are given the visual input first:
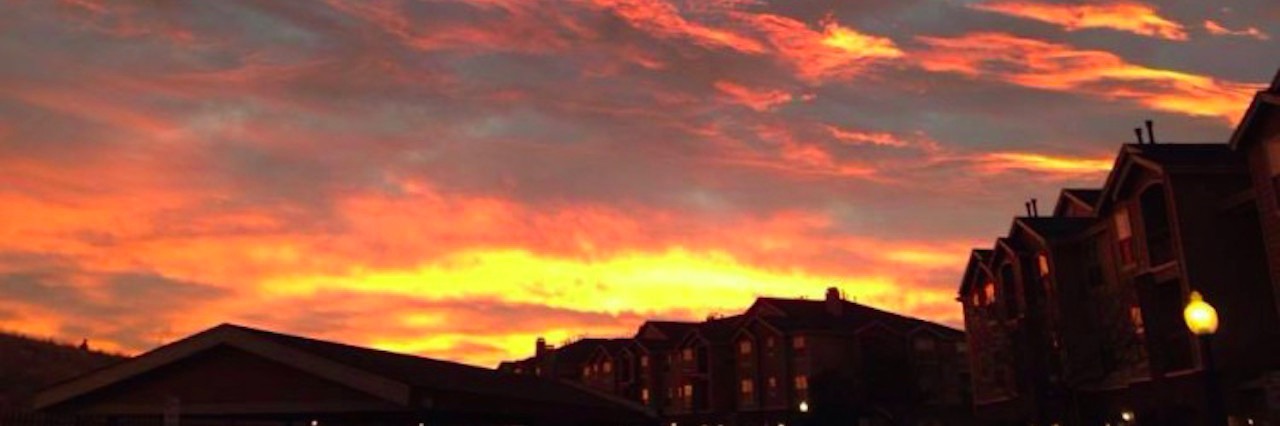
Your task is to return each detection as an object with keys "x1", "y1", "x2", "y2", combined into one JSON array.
[
  {"x1": 1183, "y1": 291, "x2": 1219, "y2": 335},
  {"x1": 1121, "y1": 410, "x2": 1134, "y2": 422},
  {"x1": 799, "y1": 401, "x2": 809, "y2": 413}
]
